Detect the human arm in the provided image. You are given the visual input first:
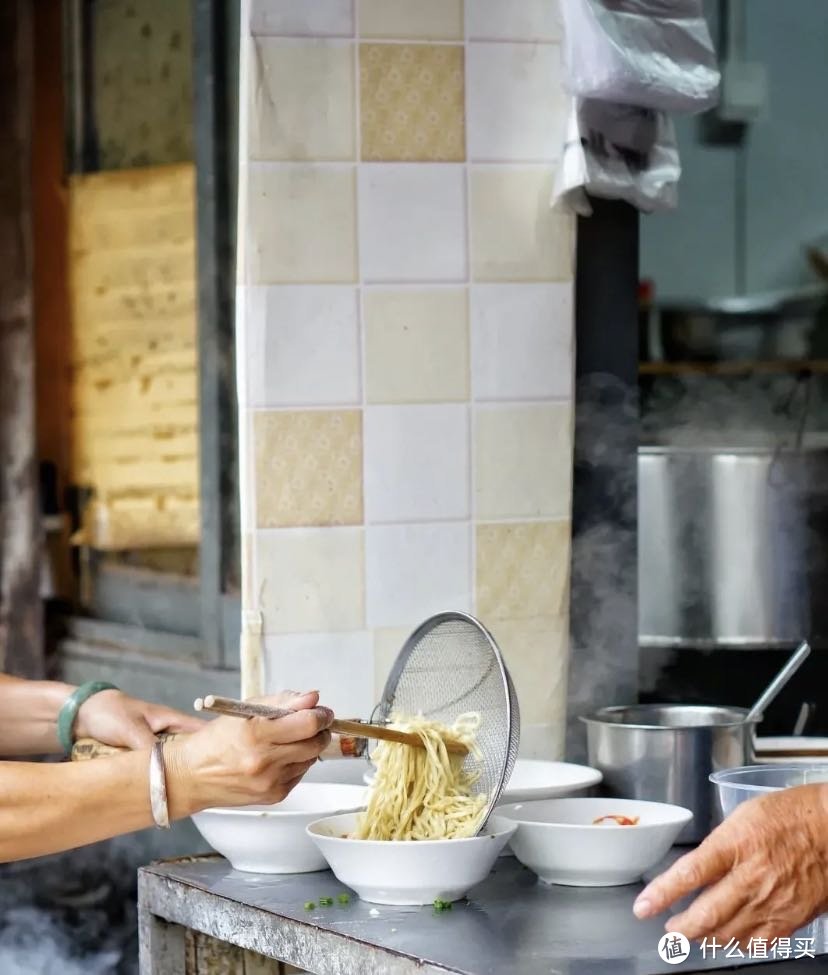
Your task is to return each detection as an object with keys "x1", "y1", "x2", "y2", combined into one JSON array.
[
  {"x1": 633, "y1": 783, "x2": 828, "y2": 944},
  {"x1": 0, "y1": 690, "x2": 332, "y2": 862},
  {"x1": 0, "y1": 673, "x2": 202, "y2": 755}
]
